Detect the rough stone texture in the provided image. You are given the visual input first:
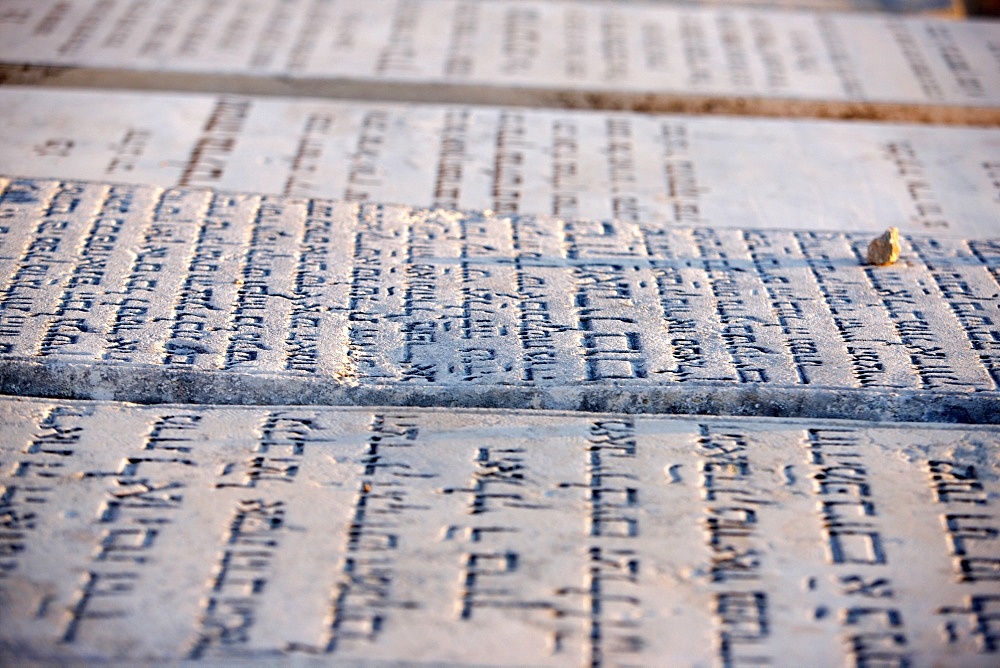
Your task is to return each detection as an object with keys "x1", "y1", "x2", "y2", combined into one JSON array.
[
  {"x1": 2, "y1": 88, "x2": 1000, "y2": 239},
  {"x1": 0, "y1": 0, "x2": 998, "y2": 123},
  {"x1": 0, "y1": 177, "x2": 997, "y2": 422},
  {"x1": 1, "y1": 398, "x2": 997, "y2": 664},
  {"x1": 867, "y1": 227, "x2": 902, "y2": 265}
]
